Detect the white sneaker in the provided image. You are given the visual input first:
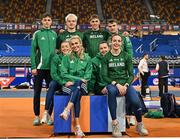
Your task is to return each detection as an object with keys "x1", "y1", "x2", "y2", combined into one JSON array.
[
  {"x1": 112, "y1": 121, "x2": 122, "y2": 137},
  {"x1": 129, "y1": 116, "x2": 135, "y2": 126},
  {"x1": 41, "y1": 111, "x2": 48, "y2": 124},
  {"x1": 74, "y1": 125, "x2": 85, "y2": 137},
  {"x1": 60, "y1": 108, "x2": 70, "y2": 120},
  {"x1": 136, "y1": 122, "x2": 149, "y2": 136}
]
